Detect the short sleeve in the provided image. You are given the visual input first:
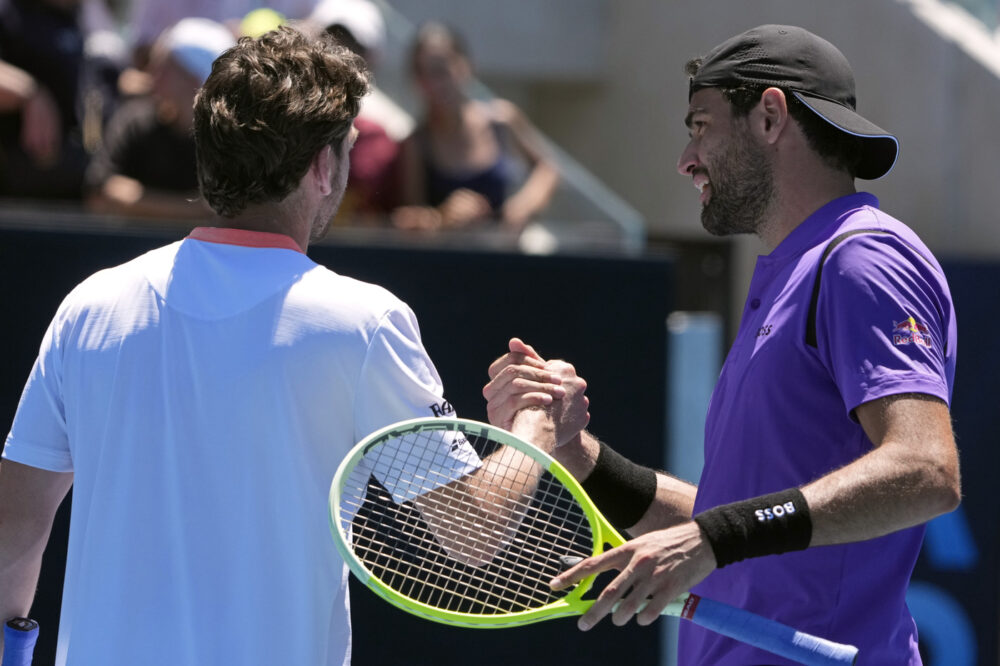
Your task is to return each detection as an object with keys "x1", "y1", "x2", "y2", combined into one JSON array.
[
  {"x1": 3, "y1": 319, "x2": 73, "y2": 471},
  {"x1": 352, "y1": 303, "x2": 479, "y2": 502},
  {"x1": 814, "y1": 233, "x2": 954, "y2": 417}
]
